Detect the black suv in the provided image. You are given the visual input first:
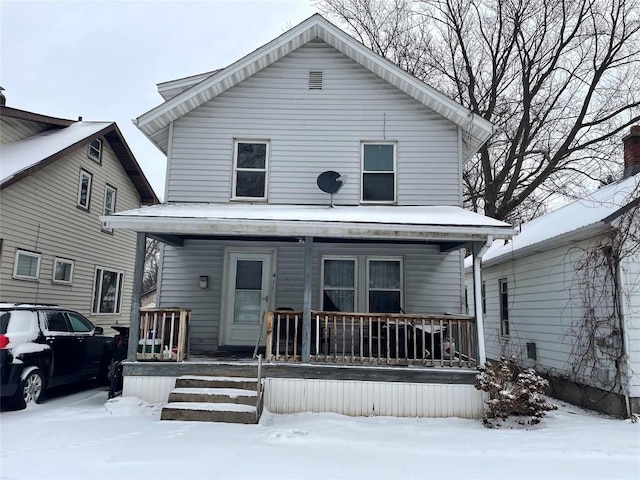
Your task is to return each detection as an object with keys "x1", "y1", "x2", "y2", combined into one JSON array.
[{"x1": 0, "y1": 303, "x2": 115, "y2": 409}]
